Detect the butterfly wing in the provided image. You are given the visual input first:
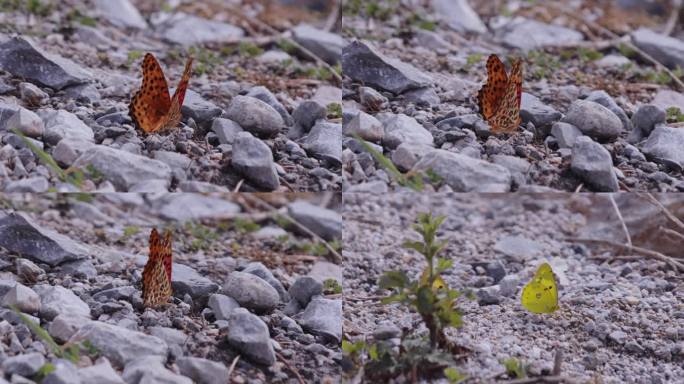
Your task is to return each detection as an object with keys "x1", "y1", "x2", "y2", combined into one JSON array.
[
  {"x1": 477, "y1": 54, "x2": 508, "y2": 121},
  {"x1": 161, "y1": 230, "x2": 173, "y2": 288},
  {"x1": 489, "y1": 57, "x2": 523, "y2": 133},
  {"x1": 129, "y1": 53, "x2": 172, "y2": 133},
  {"x1": 521, "y1": 263, "x2": 559, "y2": 314},
  {"x1": 142, "y1": 228, "x2": 173, "y2": 307},
  {"x1": 163, "y1": 57, "x2": 194, "y2": 129}
]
